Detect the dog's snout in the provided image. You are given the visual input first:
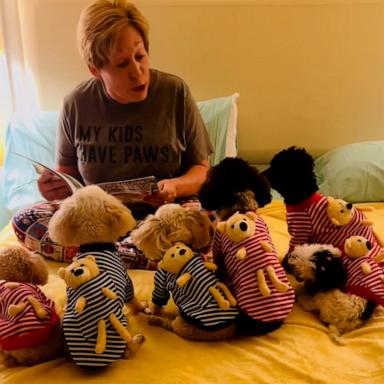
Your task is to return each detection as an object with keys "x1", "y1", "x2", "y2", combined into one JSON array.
[
  {"x1": 239, "y1": 221, "x2": 248, "y2": 232},
  {"x1": 72, "y1": 268, "x2": 84, "y2": 276}
]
